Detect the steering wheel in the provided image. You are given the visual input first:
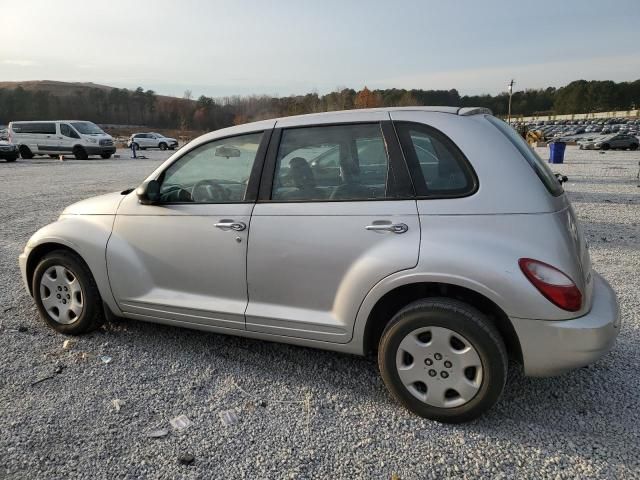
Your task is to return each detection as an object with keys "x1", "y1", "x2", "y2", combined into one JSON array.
[{"x1": 191, "y1": 179, "x2": 230, "y2": 202}]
